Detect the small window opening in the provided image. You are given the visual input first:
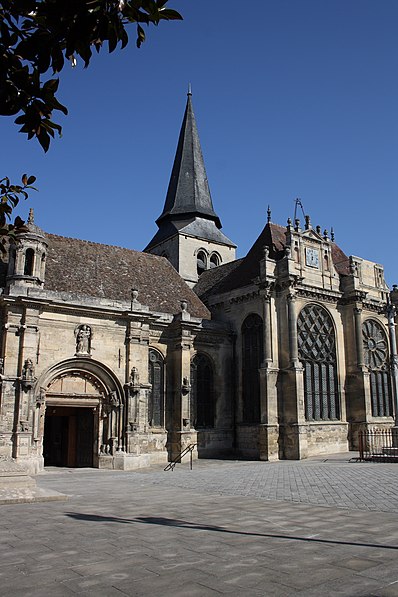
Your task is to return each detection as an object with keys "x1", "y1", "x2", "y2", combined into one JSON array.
[
  {"x1": 24, "y1": 249, "x2": 35, "y2": 276},
  {"x1": 210, "y1": 254, "x2": 220, "y2": 269},
  {"x1": 197, "y1": 251, "x2": 207, "y2": 276}
]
